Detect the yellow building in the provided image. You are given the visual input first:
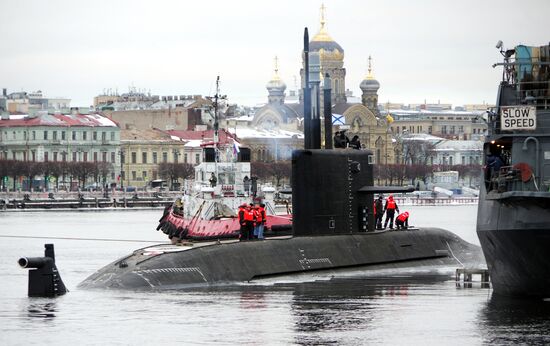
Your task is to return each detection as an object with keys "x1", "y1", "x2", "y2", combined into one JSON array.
[{"x1": 120, "y1": 129, "x2": 198, "y2": 188}]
